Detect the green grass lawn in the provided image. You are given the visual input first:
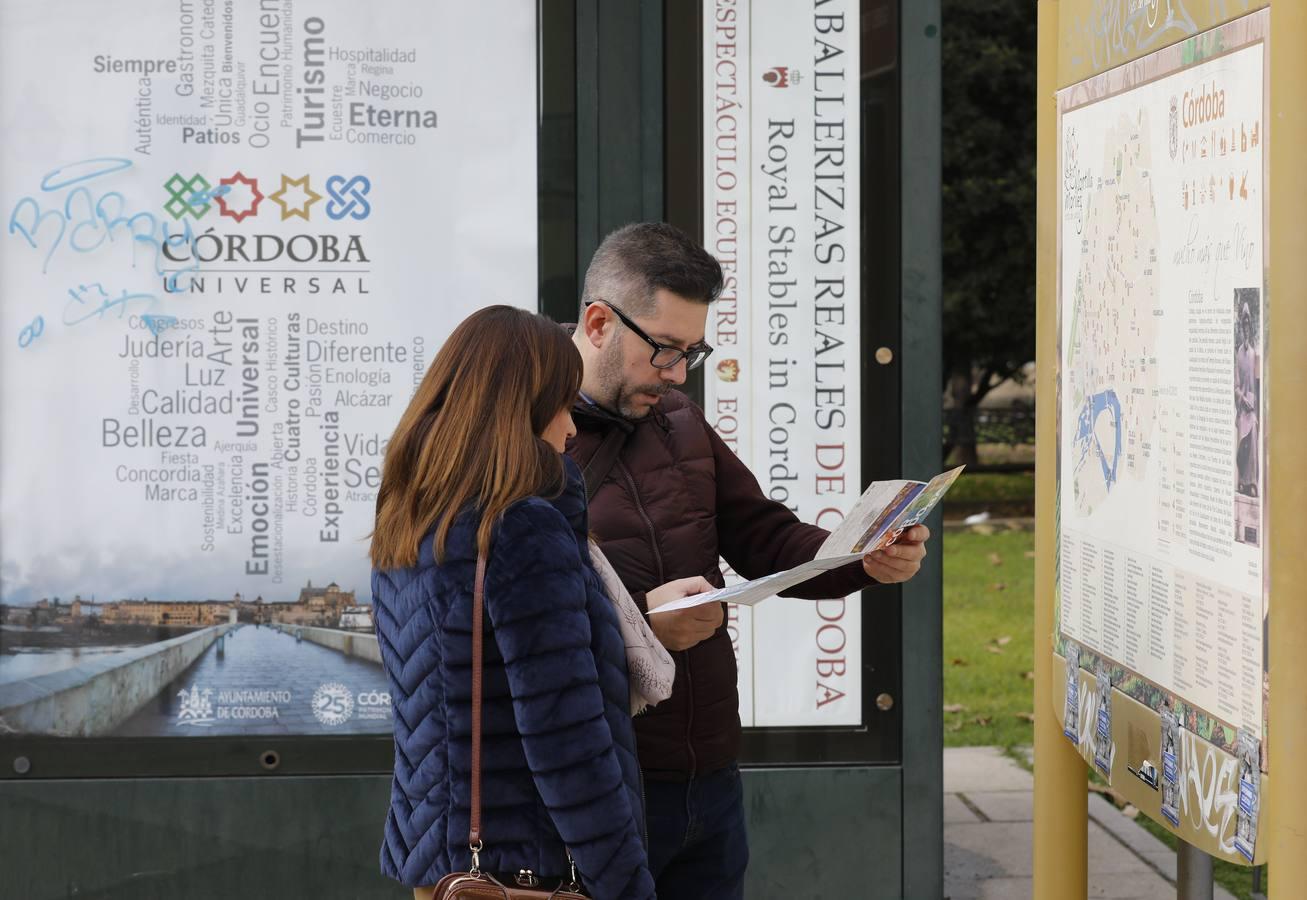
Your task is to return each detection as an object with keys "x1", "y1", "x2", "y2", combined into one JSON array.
[
  {"x1": 942, "y1": 527, "x2": 1037, "y2": 749},
  {"x1": 943, "y1": 527, "x2": 1267, "y2": 899}
]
